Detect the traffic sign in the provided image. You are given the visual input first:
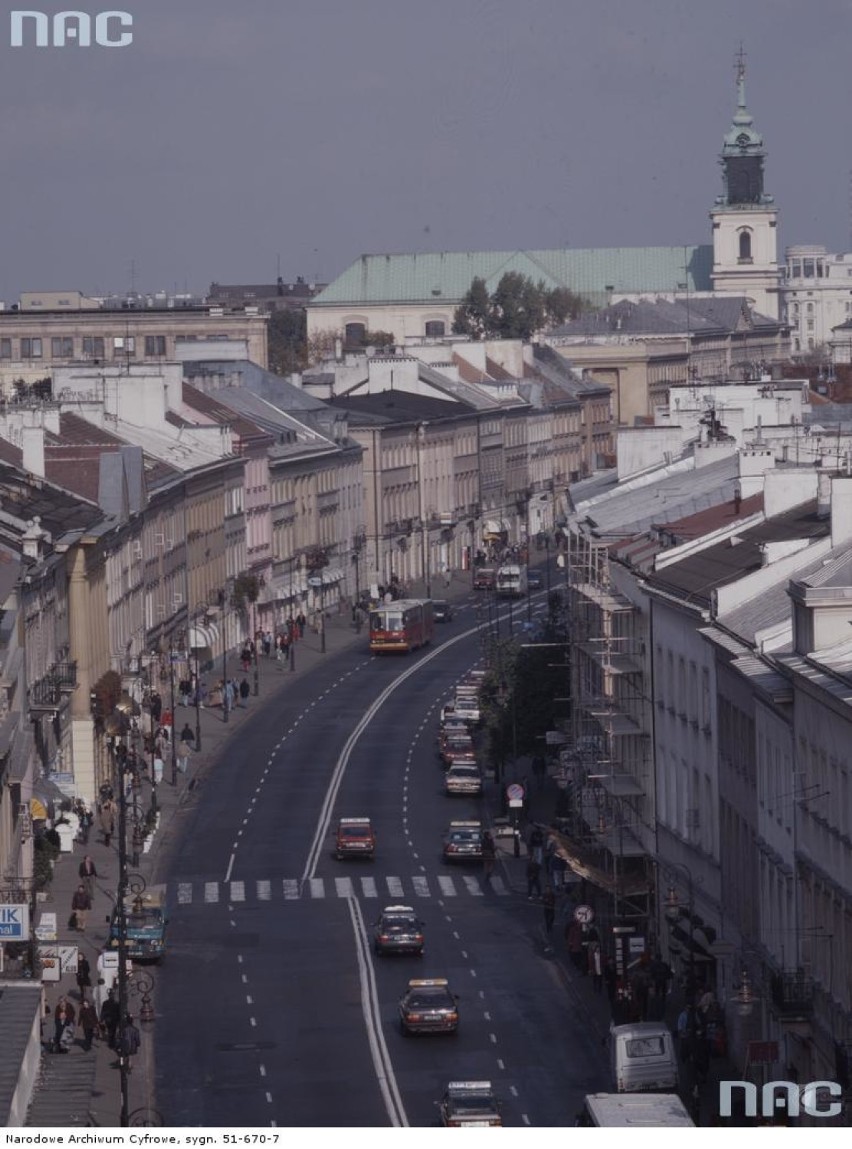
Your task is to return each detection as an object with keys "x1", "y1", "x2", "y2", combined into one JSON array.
[
  {"x1": 506, "y1": 783, "x2": 525, "y2": 801},
  {"x1": 573, "y1": 904, "x2": 595, "y2": 925}
]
